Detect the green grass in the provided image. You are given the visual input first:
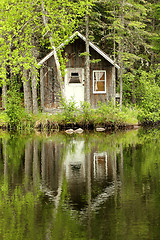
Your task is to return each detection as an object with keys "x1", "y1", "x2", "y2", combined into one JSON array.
[
  {"x1": 0, "y1": 102, "x2": 139, "y2": 132},
  {"x1": 34, "y1": 102, "x2": 139, "y2": 130}
]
